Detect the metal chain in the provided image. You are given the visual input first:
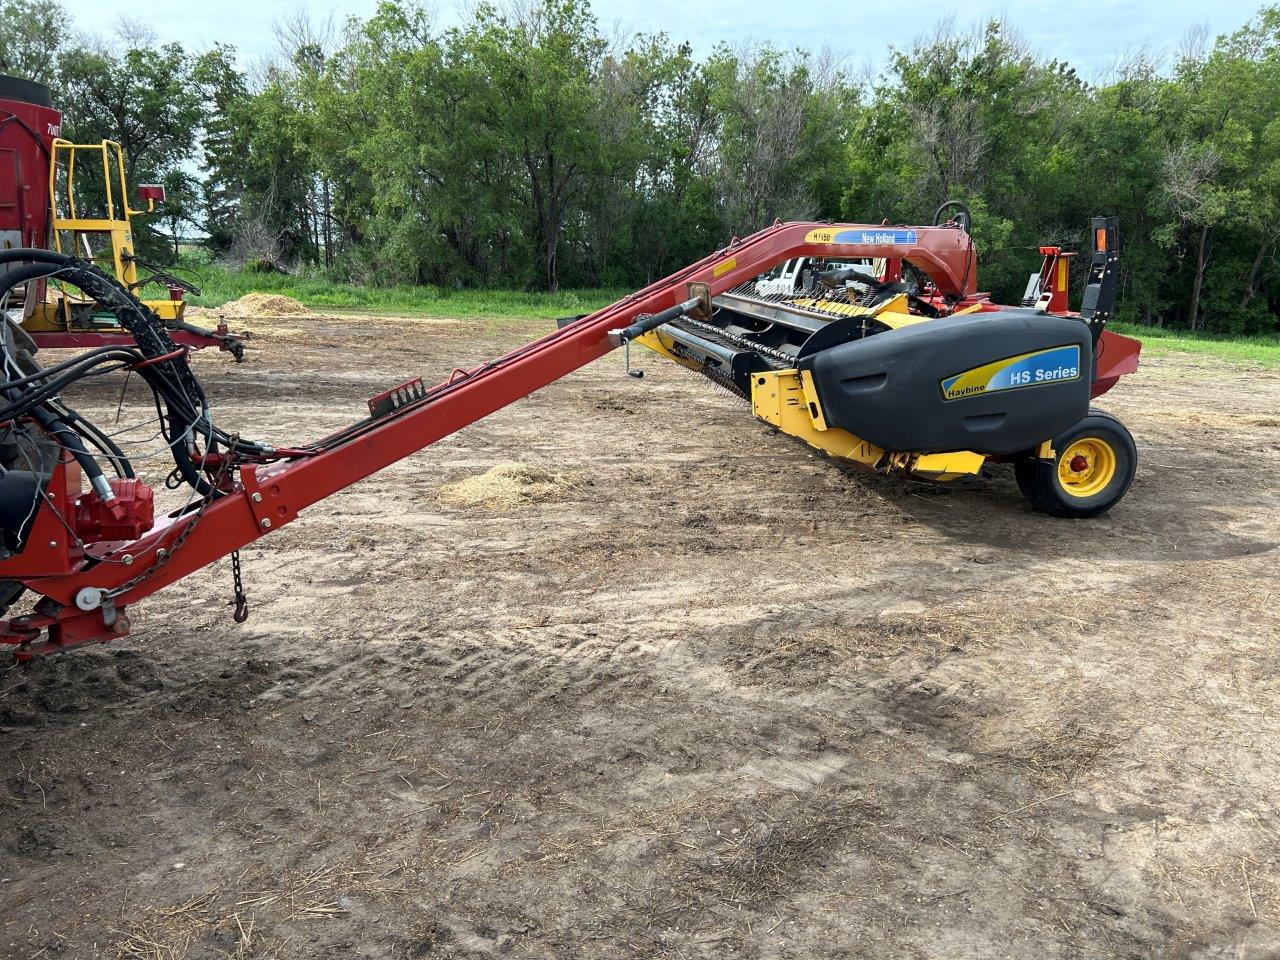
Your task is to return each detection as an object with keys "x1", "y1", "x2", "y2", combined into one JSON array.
[
  {"x1": 230, "y1": 549, "x2": 249, "y2": 623},
  {"x1": 106, "y1": 438, "x2": 239, "y2": 601}
]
